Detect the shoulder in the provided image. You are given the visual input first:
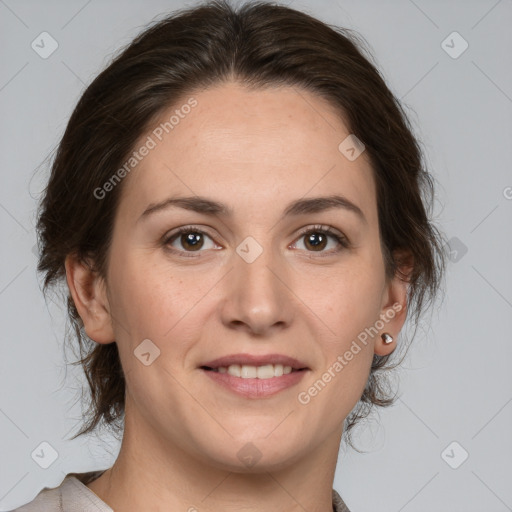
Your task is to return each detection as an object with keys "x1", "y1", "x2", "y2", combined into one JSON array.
[
  {"x1": 8, "y1": 483, "x2": 61, "y2": 511},
  {"x1": 8, "y1": 471, "x2": 111, "y2": 512}
]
